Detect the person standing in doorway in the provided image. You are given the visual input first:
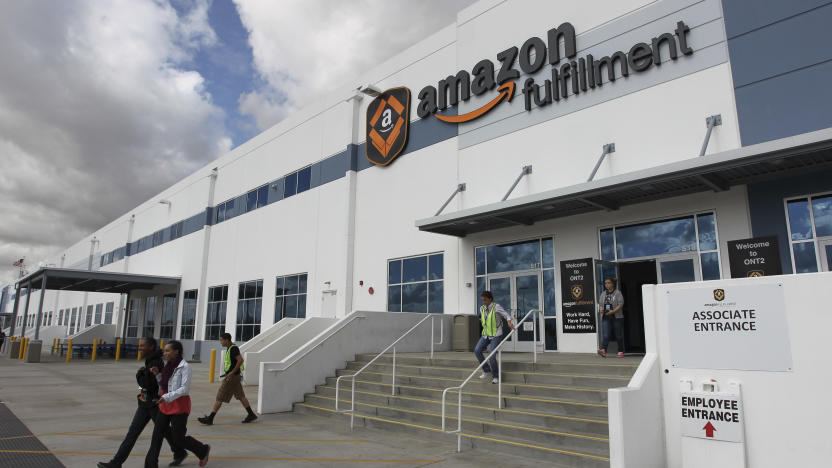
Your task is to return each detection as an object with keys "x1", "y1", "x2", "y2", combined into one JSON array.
[
  {"x1": 598, "y1": 277, "x2": 625, "y2": 357},
  {"x1": 145, "y1": 341, "x2": 211, "y2": 468},
  {"x1": 197, "y1": 333, "x2": 257, "y2": 425},
  {"x1": 475, "y1": 291, "x2": 515, "y2": 384},
  {"x1": 97, "y1": 337, "x2": 186, "y2": 468}
]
